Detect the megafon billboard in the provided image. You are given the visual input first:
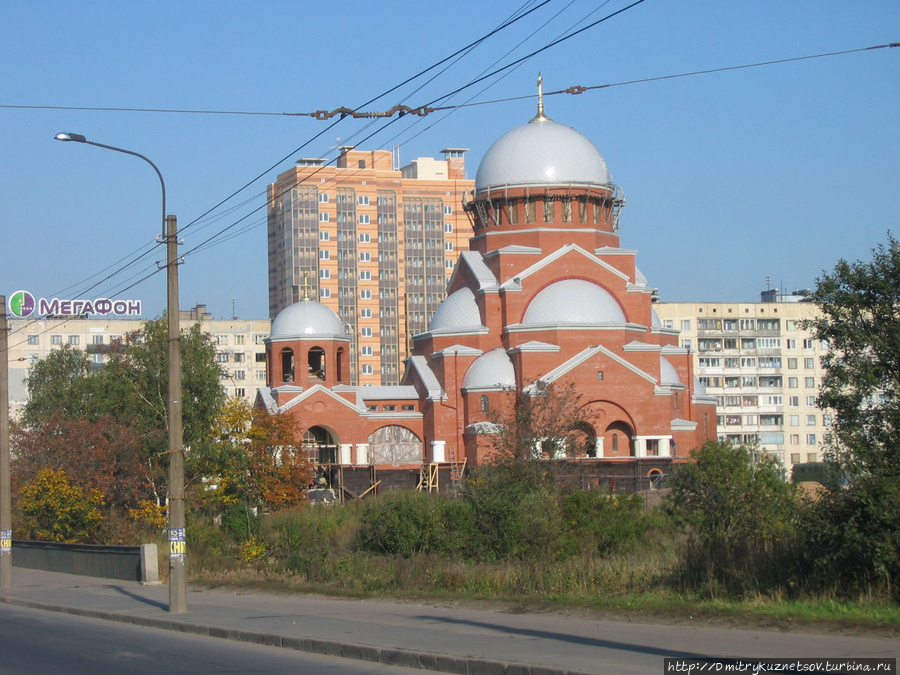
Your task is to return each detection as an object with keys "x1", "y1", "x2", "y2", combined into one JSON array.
[{"x1": 8, "y1": 290, "x2": 141, "y2": 318}]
